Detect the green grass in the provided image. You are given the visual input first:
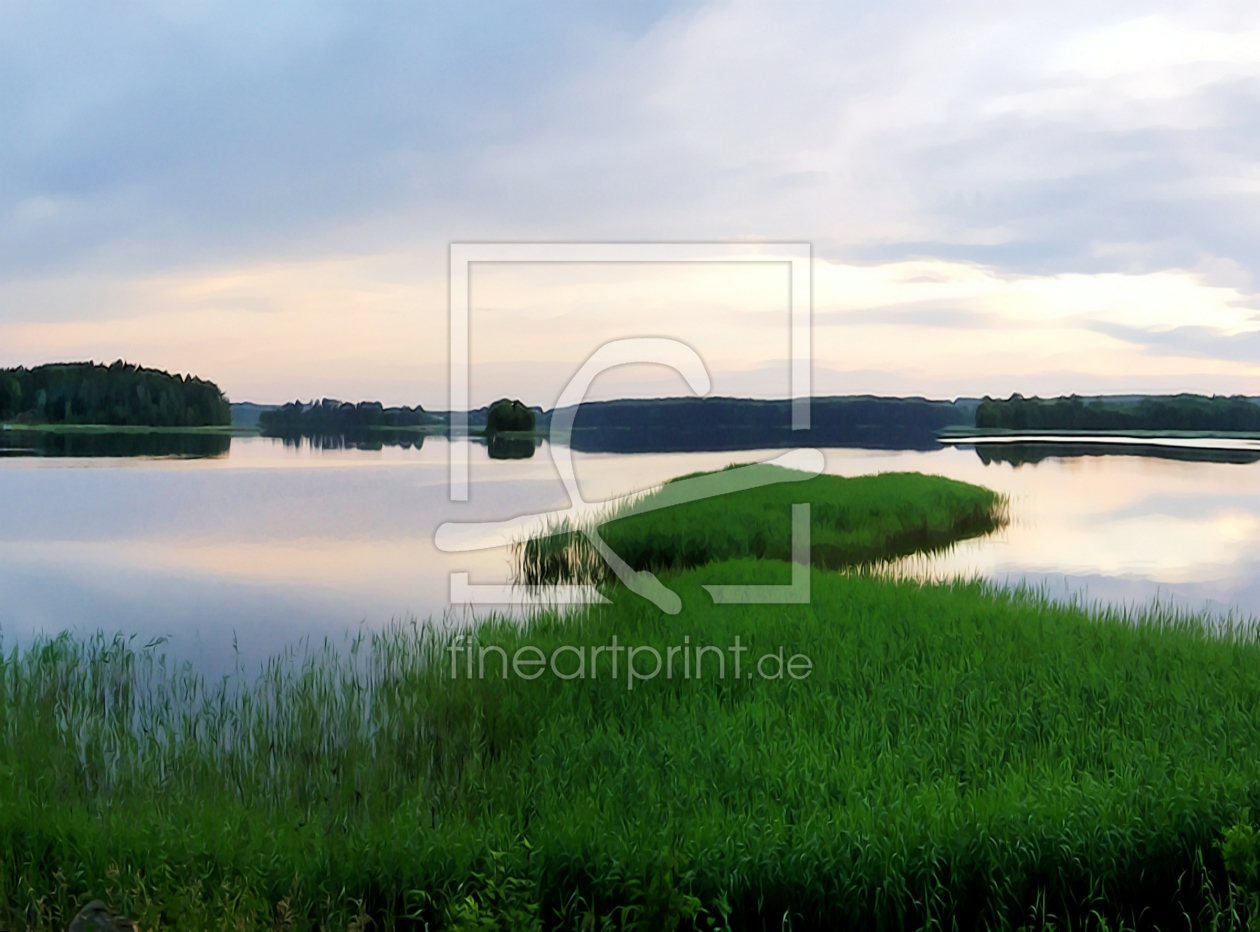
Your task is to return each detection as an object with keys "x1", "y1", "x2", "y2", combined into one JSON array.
[
  {"x1": 2, "y1": 566, "x2": 1260, "y2": 929},
  {"x1": 516, "y1": 465, "x2": 1008, "y2": 587},
  {"x1": 1, "y1": 469, "x2": 1254, "y2": 929}
]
